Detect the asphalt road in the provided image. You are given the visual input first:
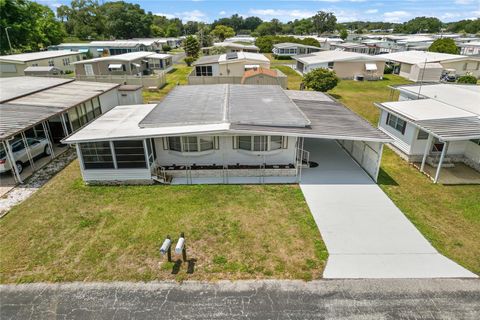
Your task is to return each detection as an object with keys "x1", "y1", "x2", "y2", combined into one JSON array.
[{"x1": 1, "y1": 279, "x2": 479, "y2": 319}]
